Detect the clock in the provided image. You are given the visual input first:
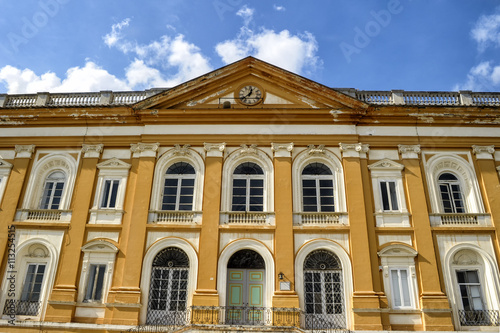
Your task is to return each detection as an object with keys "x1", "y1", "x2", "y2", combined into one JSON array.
[{"x1": 238, "y1": 84, "x2": 263, "y2": 105}]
